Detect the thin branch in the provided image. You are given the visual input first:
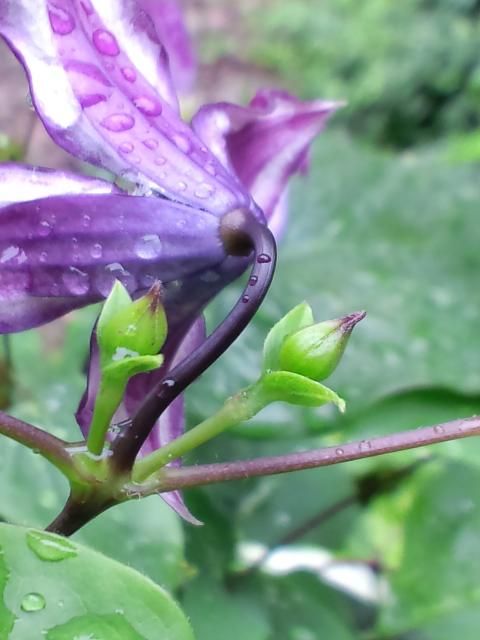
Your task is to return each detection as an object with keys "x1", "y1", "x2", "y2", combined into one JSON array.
[
  {"x1": 0, "y1": 410, "x2": 73, "y2": 474},
  {"x1": 110, "y1": 210, "x2": 277, "y2": 473},
  {"x1": 156, "y1": 415, "x2": 480, "y2": 491}
]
